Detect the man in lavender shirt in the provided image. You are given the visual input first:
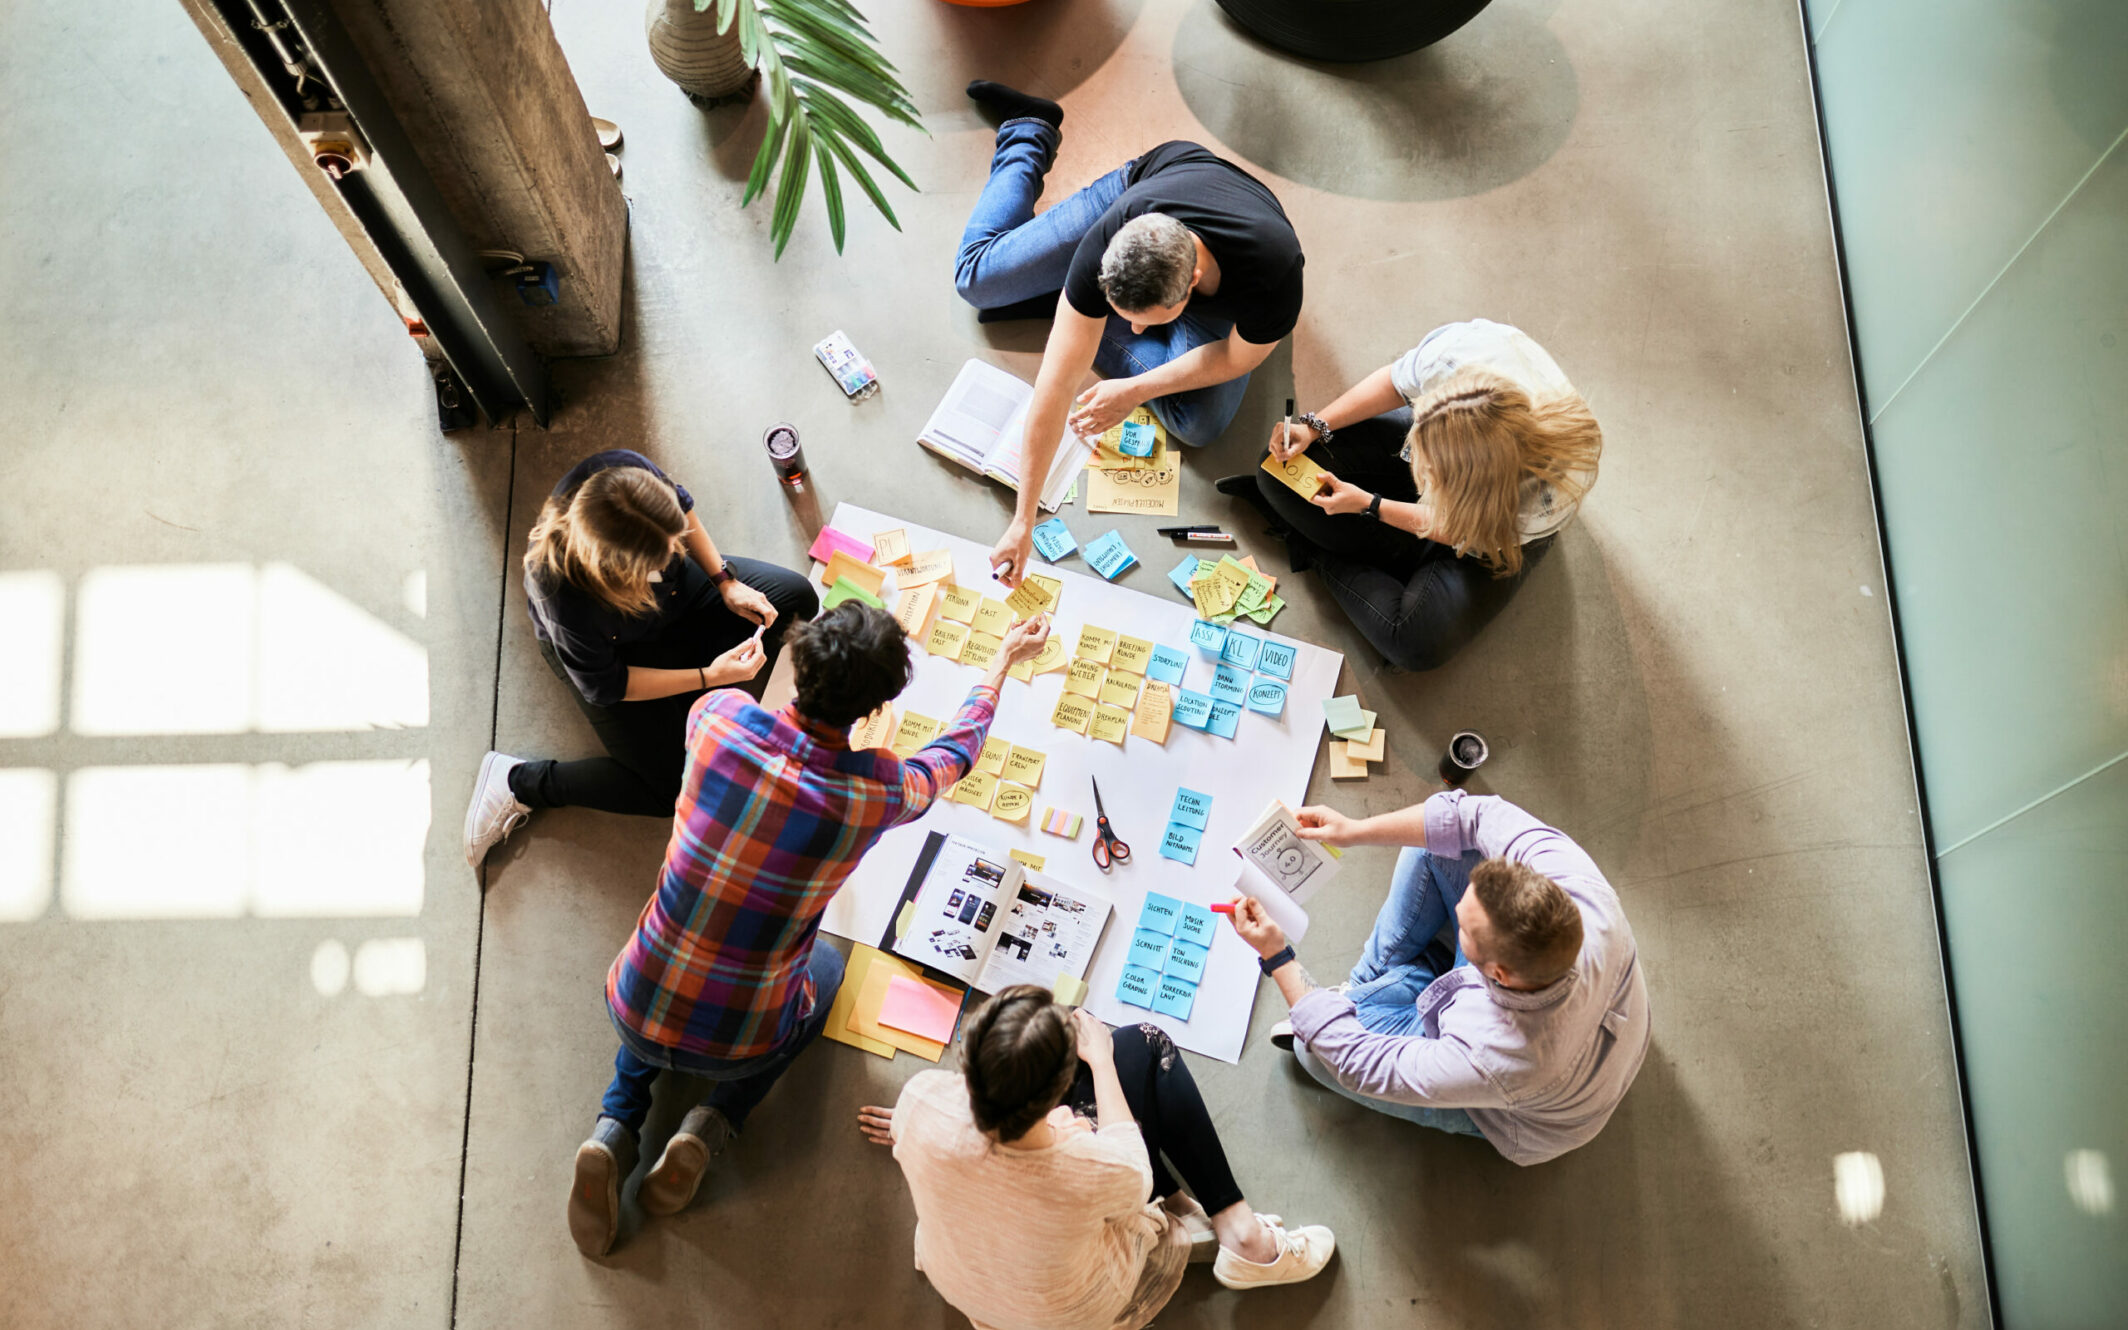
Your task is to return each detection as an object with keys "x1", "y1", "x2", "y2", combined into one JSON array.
[{"x1": 1227, "y1": 789, "x2": 1650, "y2": 1165}]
